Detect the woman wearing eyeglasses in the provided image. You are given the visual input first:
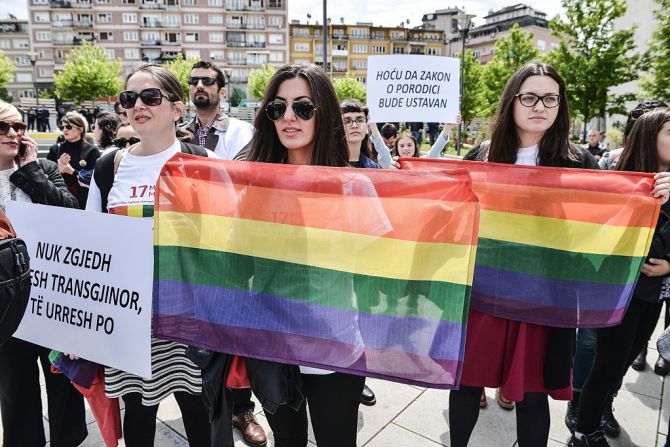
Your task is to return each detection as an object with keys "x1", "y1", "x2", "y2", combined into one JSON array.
[
  {"x1": 86, "y1": 64, "x2": 212, "y2": 447},
  {"x1": 447, "y1": 62, "x2": 602, "y2": 447},
  {"x1": 242, "y1": 64, "x2": 365, "y2": 447},
  {"x1": 47, "y1": 111, "x2": 100, "y2": 209},
  {"x1": 0, "y1": 100, "x2": 84, "y2": 447}
]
